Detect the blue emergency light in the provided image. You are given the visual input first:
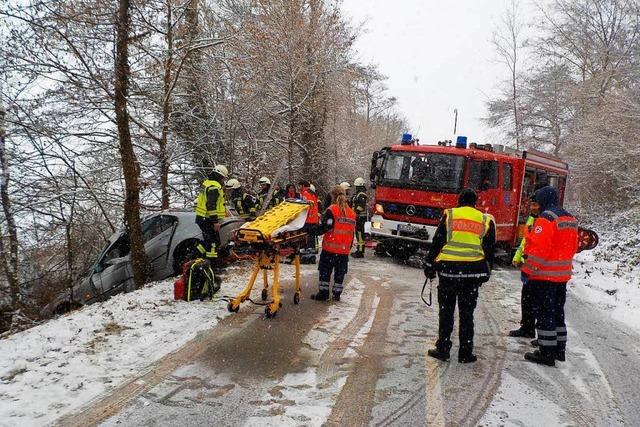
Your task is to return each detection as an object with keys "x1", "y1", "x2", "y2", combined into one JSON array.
[
  {"x1": 401, "y1": 133, "x2": 412, "y2": 144},
  {"x1": 456, "y1": 136, "x2": 467, "y2": 148}
]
